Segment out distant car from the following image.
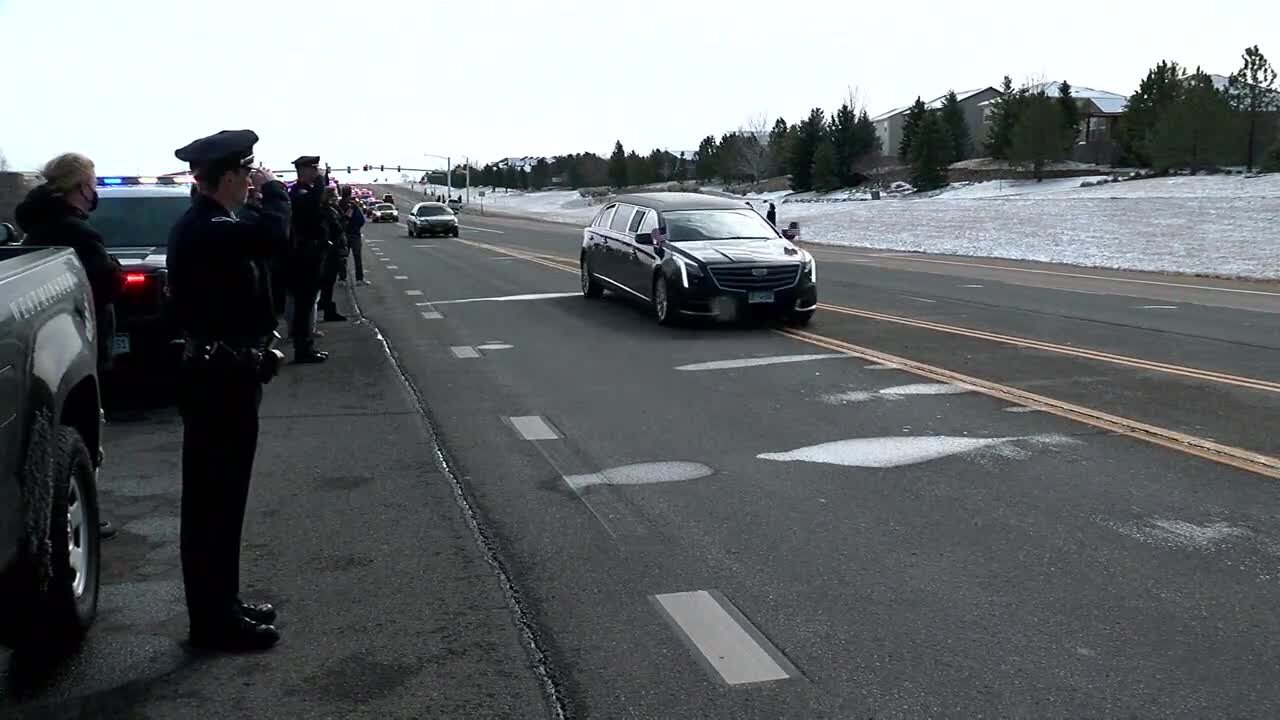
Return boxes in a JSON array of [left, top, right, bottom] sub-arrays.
[[406, 202, 459, 238], [446, 198, 464, 214], [88, 176, 194, 364], [579, 193, 817, 326], [371, 203, 399, 223]]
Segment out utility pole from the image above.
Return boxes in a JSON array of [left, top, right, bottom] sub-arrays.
[[464, 156, 471, 205]]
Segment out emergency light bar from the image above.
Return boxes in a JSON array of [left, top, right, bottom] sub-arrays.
[[96, 176, 194, 187]]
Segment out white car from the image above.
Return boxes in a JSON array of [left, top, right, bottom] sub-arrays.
[[372, 203, 399, 223]]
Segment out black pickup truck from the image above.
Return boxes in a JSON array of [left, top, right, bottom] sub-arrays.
[[0, 223, 103, 654]]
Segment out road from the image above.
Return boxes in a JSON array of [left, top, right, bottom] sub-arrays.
[[360, 187, 1280, 718], [5, 188, 1279, 718]]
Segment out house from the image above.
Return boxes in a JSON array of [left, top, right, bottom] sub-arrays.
[[872, 87, 1004, 161], [978, 81, 1129, 164], [493, 156, 545, 172]]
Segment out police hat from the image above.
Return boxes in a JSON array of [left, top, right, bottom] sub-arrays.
[[174, 129, 258, 175], [293, 155, 320, 168]]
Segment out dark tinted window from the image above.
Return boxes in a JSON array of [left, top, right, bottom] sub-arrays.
[[416, 206, 451, 217], [627, 209, 647, 233], [609, 204, 635, 232], [662, 209, 779, 242], [91, 195, 191, 248], [593, 205, 616, 228]]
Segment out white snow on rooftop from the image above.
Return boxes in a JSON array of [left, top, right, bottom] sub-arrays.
[[871, 88, 993, 122]]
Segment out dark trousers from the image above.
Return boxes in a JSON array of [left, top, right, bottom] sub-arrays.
[[179, 363, 263, 627], [290, 252, 324, 352], [349, 235, 364, 281], [318, 249, 341, 314]]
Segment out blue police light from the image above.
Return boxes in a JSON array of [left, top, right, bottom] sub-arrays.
[[101, 177, 124, 185]]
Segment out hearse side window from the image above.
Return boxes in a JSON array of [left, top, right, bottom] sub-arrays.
[[609, 204, 635, 233]]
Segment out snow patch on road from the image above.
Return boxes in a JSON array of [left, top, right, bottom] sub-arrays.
[[563, 461, 715, 491], [1108, 517, 1253, 551], [757, 434, 1075, 468]]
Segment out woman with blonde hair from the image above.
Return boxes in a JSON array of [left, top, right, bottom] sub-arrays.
[[15, 152, 124, 539]]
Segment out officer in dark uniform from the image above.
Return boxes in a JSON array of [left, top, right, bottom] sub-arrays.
[[287, 155, 330, 364], [168, 129, 288, 651]]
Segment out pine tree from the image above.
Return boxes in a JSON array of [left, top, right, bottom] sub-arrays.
[[787, 109, 826, 191], [767, 117, 790, 177], [1010, 92, 1071, 180], [811, 139, 839, 191], [648, 149, 669, 182], [1057, 81, 1082, 154], [1118, 60, 1185, 167], [718, 133, 742, 184], [1263, 135, 1280, 172], [898, 97, 927, 162], [532, 158, 550, 188], [829, 100, 859, 185], [608, 141, 628, 187], [1151, 69, 1234, 172], [1227, 45, 1279, 171], [852, 110, 883, 165], [984, 75, 1022, 160], [695, 135, 719, 182], [909, 112, 948, 191], [938, 90, 971, 164]]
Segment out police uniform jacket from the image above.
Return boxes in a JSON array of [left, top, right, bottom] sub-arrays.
[[167, 181, 290, 345]]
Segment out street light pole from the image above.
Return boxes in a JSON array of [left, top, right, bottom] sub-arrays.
[[464, 156, 471, 205], [445, 155, 452, 202]]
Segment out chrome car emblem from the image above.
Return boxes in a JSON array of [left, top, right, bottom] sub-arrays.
[[751, 268, 768, 277]]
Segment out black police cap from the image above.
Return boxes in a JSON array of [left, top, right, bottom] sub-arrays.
[[174, 129, 258, 174], [293, 155, 321, 168]]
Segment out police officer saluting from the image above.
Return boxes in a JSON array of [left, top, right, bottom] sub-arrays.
[[287, 155, 331, 364], [168, 130, 288, 651]]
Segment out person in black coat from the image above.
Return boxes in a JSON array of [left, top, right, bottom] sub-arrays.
[[16, 153, 125, 540], [766, 201, 778, 227], [15, 153, 124, 370], [167, 129, 289, 652], [286, 156, 330, 363]]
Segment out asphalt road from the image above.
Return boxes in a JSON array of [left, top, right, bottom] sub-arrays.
[[1, 295, 545, 718], [7, 189, 1280, 718], [356, 187, 1280, 718]]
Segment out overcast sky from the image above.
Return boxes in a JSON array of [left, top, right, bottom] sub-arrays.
[[0, 0, 1274, 175]]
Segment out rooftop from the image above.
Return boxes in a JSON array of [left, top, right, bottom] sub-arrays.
[[871, 87, 997, 122], [614, 192, 753, 211]]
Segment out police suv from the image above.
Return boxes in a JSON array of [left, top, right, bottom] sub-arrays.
[[90, 175, 192, 364]]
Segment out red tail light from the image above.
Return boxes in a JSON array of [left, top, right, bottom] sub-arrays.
[[124, 272, 148, 285]]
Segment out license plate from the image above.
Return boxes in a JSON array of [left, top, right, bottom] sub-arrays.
[[112, 334, 131, 355], [747, 291, 775, 304]]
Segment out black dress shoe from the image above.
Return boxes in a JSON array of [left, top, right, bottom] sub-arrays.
[[293, 350, 328, 364], [190, 616, 280, 652], [239, 601, 277, 625]]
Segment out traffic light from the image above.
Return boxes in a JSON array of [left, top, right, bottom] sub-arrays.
[[347, 166, 352, 173], [396, 166, 401, 173], [363, 165, 369, 171], [379, 165, 384, 172]]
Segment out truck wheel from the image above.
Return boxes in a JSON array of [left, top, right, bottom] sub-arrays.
[[0, 427, 101, 653]]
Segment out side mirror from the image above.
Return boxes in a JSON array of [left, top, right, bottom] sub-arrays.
[[634, 231, 654, 246], [0, 222, 16, 246]]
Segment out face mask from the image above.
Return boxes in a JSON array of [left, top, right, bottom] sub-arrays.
[[84, 186, 99, 213]]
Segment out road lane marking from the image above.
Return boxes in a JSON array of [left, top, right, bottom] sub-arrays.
[[475, 343, 513, 350], [816, 303, 1280, 394], [412, 244, 437, 248], [804, 247, 1280, 297], [777, 328, 1280, 480], [1137, 305, 1178, 309], [906, 296, 937, 303], [653, 590, 797, 686], [405, 290, 423, 296], [385, 265, 399, 268], [450, 346, 480, 358], [508, 416, 560, 441], [675, 354, 845, 371], [460, 225, 505, 234], [960, 284, 985, 288], [449, 236, 1280, 394], [393, 275, 409, 280], [421, 311, 443, 320], [428, 292, 579, 305]]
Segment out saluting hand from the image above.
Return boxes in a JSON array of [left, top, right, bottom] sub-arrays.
[[250, 167, 276, 188]]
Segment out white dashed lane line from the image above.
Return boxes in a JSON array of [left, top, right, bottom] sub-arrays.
[[426, 292, 580, 305], [393, 276, 409, 280], [412, 244, 437, 248], [507, 415, 561, 441], [653, 590, 798, 686], [1136, 305, 1179, 309], [450, 346, 480, 359], [421, 311, 443, 320], [385, 265, 399, 269], [459, 225, 505, 234], [405, 290, 423, 296]]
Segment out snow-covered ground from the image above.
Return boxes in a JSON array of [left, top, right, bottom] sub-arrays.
[[406, 175, 1280, 279]]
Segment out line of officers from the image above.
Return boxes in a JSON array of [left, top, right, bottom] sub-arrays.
[[166, 130, 373, 651]]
